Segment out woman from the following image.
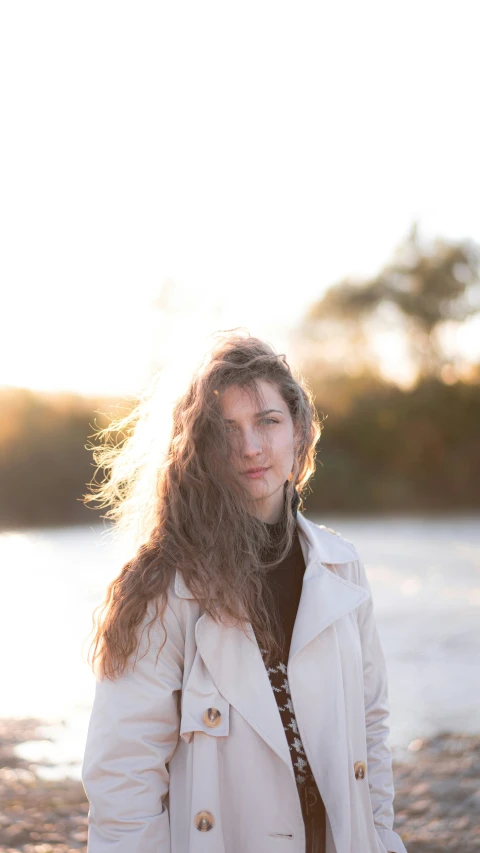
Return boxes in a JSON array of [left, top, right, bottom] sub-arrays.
[[82, 332, 408, 853]]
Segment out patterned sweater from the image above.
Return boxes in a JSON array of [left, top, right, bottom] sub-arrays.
[[254, 491, 319, 796]]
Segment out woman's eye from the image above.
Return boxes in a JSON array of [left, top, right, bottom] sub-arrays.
[[224, 419, 278, 433]]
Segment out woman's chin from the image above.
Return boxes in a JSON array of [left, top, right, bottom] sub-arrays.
[[244, 477, 270, 494]]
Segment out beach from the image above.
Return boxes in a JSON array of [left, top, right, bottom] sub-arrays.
[[1, 717, 479, 852], [1, 517, 479, 850]]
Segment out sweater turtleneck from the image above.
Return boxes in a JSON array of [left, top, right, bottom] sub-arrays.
[[260, 486, 302, 562], [254, 486, 320, 800], [259, 485, 305, 656]]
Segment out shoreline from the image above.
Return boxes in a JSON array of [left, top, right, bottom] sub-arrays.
[[1, 718, 479, 852]]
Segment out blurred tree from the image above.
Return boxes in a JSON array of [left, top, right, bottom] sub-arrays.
[[0, 388, 123, 528], [301, 224, 480, 383], [1, 372, 479, 527]]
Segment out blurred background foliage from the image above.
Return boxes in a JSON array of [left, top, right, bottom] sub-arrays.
[[1, 227, 479, 529]]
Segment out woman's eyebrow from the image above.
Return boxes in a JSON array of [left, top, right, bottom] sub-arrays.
[[224, 408, 283, 423]]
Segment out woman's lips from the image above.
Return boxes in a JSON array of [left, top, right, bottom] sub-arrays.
[[243, 467, 270, 479]]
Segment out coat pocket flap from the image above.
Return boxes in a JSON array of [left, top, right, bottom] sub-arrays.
[[179, 647, 230, 743], [180, 691, 230, 742]]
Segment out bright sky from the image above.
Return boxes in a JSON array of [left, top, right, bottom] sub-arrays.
[[1, 0, 480, 396]]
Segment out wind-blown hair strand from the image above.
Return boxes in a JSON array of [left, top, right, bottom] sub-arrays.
[[83, 331, 323, 677]]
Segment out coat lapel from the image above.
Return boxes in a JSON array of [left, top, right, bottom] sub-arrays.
[[289, 512, 370, 661], [174, 512, 370, 774]]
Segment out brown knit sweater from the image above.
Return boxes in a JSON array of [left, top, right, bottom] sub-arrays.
[[254, 489, 320, 802]]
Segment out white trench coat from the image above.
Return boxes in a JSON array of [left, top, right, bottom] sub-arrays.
[[82, 512, 408, 853]]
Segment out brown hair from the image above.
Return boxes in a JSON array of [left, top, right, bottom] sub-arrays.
[[84, 331, 322, 677]]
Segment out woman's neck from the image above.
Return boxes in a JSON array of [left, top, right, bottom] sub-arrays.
[[264, 486, 300, 529]]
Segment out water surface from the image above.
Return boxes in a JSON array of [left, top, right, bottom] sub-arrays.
[[1, 515, 479, 778]]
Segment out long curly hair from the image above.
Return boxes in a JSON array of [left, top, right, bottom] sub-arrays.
[[84, 331, 322, 678]]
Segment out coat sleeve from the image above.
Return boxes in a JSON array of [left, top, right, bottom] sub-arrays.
[[355, 557, 408, 853], [81, 598, 184, 853]]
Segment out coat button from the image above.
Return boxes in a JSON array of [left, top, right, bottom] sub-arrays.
[[194, 810, 215, 831], [203, 707, 222, 728], [354, 761, 366, 780]]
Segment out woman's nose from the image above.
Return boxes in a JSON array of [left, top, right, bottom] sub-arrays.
[[240, 428, 263, 457]]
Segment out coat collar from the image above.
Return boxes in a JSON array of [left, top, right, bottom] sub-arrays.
[[174, 511, 360, 600], [175, 512, 370, 773]]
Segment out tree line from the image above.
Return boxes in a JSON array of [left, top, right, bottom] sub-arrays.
[[1, 227, 479, 528]]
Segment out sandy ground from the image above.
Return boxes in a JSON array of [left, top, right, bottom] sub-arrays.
[[0, 719, 87, 853], [1, 718, 479, 852]]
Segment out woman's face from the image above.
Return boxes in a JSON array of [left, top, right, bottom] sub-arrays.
[[219, 379, 298, 523]]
